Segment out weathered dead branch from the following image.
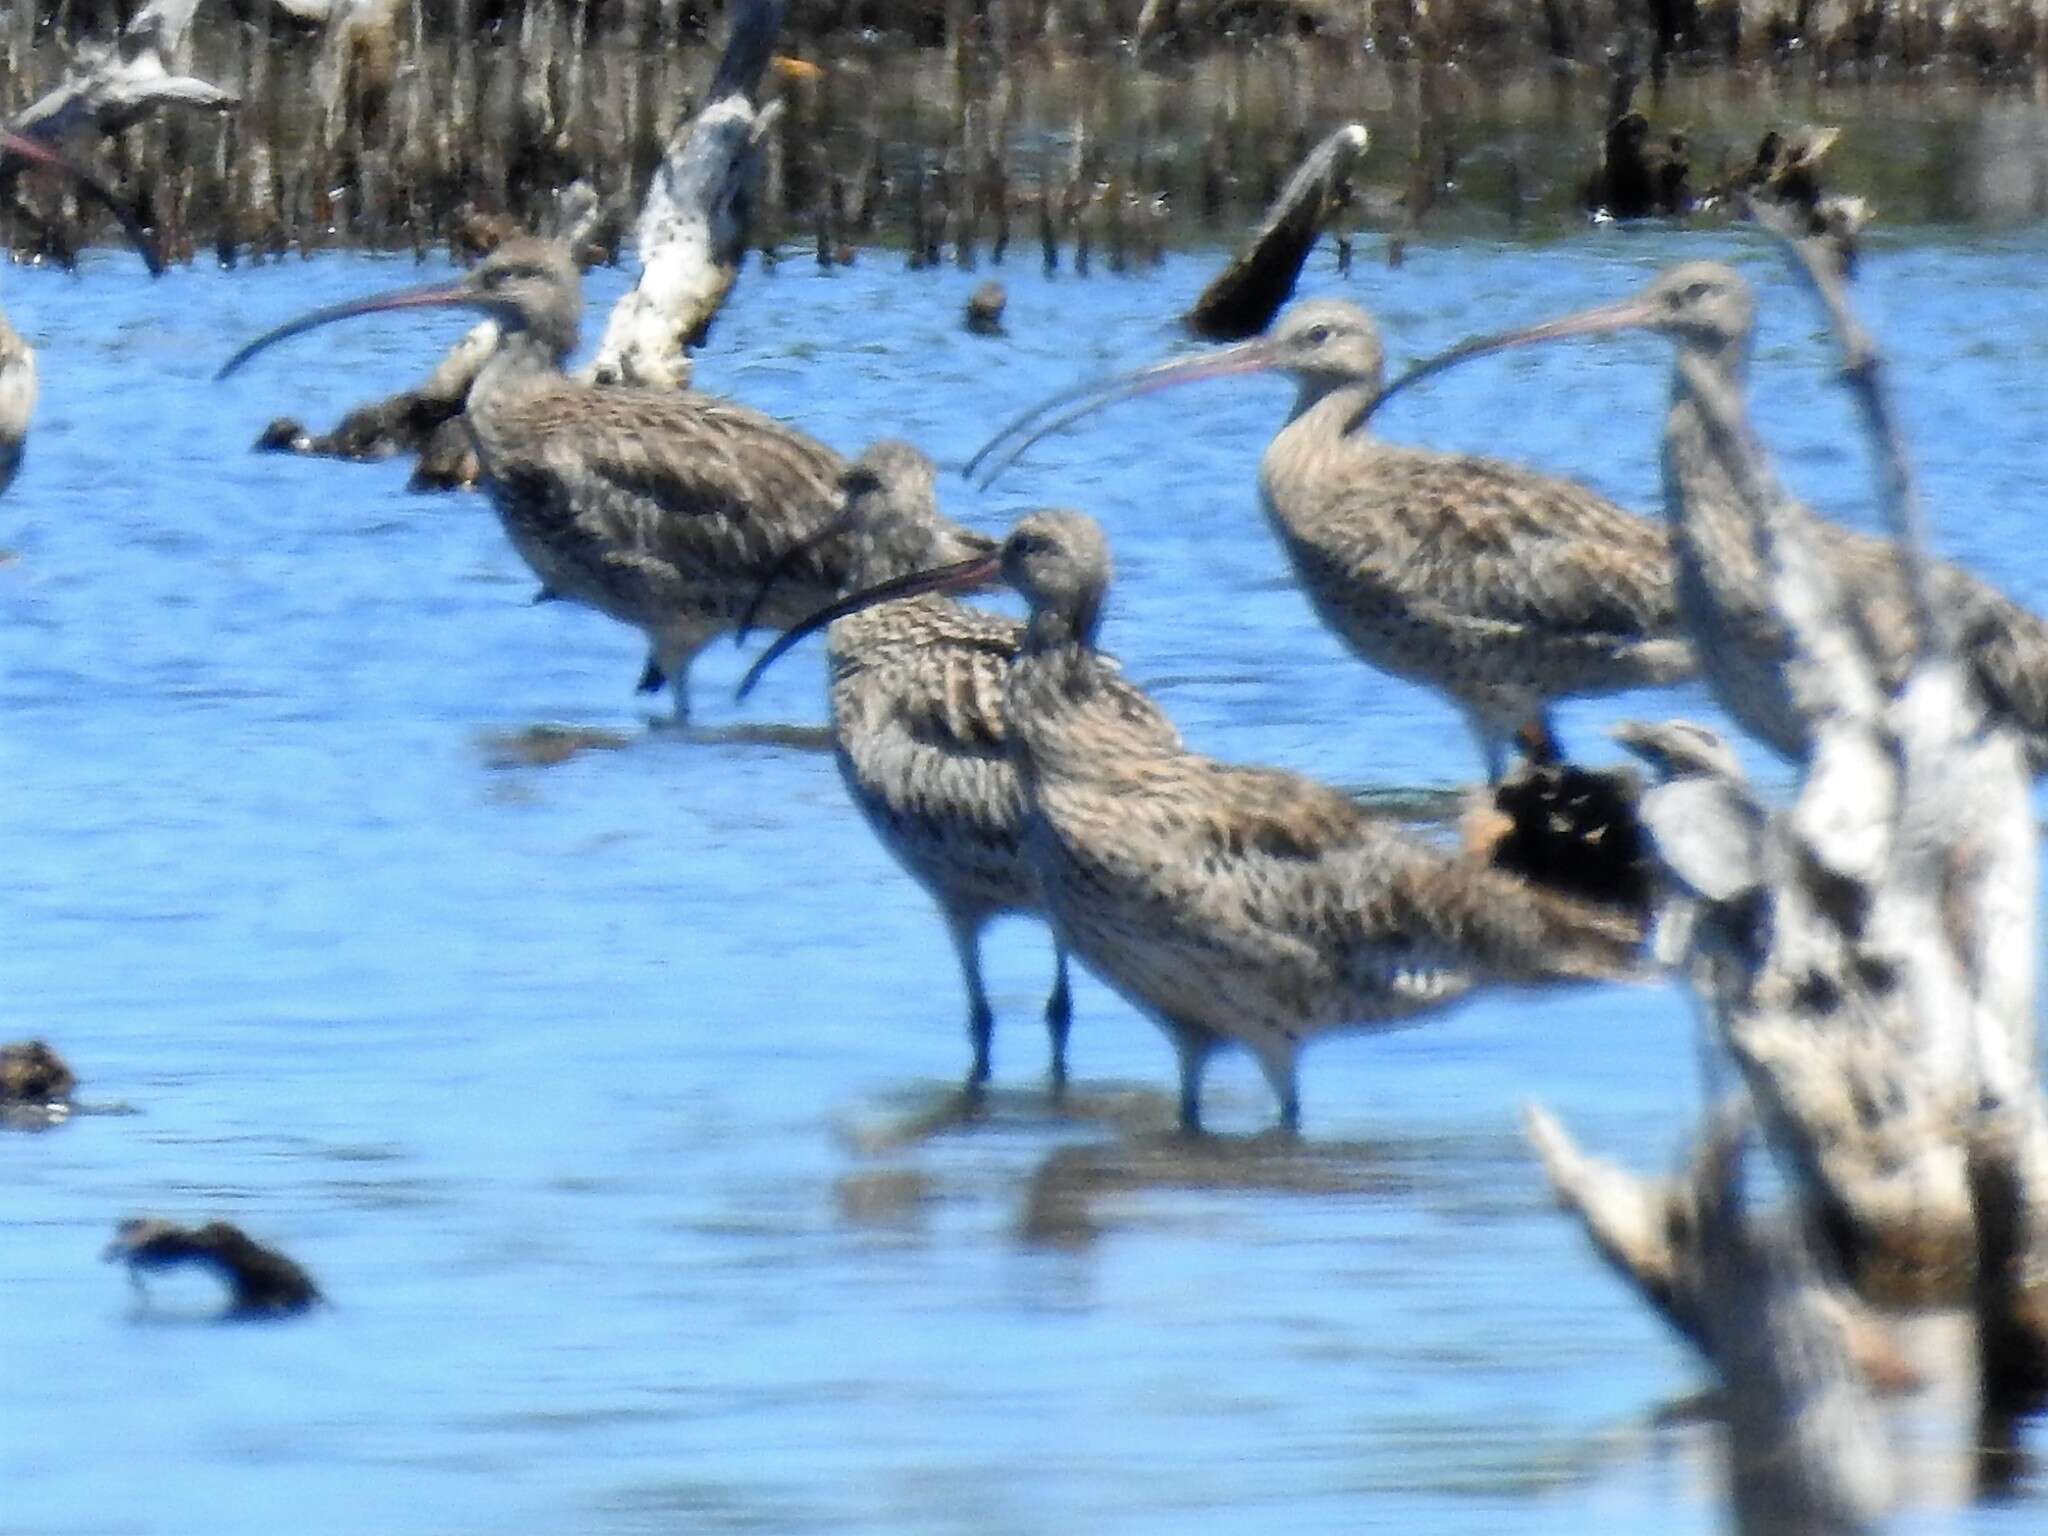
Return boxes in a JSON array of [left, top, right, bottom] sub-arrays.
[[1184, 122, 1365, 342], [256, 0, 785, 470], [588, 0, 787, 387], [1531, 222, 2048, 1530]]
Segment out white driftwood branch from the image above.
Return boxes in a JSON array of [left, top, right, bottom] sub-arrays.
[[588, 0, 788, 388]]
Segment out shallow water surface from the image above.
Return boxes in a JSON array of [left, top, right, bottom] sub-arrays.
[[6, 230, 2048, 1533]]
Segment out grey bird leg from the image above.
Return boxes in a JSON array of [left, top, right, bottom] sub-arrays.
[[945, 910, 996, 1089], [1251, 1039, 1304, 1135], [636, 654, 667, 693], [1167, 1020, 1219, 1134], [1044, 942, 1074, 1096]]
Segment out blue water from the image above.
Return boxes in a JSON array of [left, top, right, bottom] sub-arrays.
[[6, 228, 2047, 1533]]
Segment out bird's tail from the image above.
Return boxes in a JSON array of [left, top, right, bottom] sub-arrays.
[[1395, 858, 1647, 985]]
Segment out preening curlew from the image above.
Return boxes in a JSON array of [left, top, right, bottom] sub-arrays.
[[781, 508, 1644, 1133]]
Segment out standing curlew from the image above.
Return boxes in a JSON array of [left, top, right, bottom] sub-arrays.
[[968, 301, 1695, 780], [737, 441, 1075, 1091], [770, 509, 1644, 1133], [1369, 262, 2048, 768], [216, 239, 850, 721]]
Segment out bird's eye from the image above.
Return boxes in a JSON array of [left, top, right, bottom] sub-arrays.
[[1685, 282, 1712, 302], [1303, 324, 1332, 346]]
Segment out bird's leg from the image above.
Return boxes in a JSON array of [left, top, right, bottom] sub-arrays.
[[1466, 710, 1511, 785], [1251, 1039, 1304, 1137], [944, 910, 996, 1091], [649, 629, 707, 724], [1044, 941, 1074, 1097], [1166, 1020, 1218, 1134]]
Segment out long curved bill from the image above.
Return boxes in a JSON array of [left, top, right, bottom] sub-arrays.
[[1350, 295, 1661, 434], [734, 507, 860, 646], [0, 129, 162, 275], [963, 335, 1292, 488], [734, 549, 1003, 702], [216, 277, 475, 379]]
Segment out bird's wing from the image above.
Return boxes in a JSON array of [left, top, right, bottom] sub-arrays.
[[1307, 450, 1680, 645], [484, 381, 850, 599], [876, 610, 1021, 758], [843, 623, 1026, 856]]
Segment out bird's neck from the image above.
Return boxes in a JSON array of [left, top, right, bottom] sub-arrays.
[[1006, 629, 1180, 784], [1288, 373, 1378, 430], [1022, 606, 1095, 659], [470, 325, 567, 413]]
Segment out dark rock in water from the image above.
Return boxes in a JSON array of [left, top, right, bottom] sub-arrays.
[[964, 280, 1006, 336], [0, 1039, 74, 1105], [104, 1218, 322, 1319], [255, 417, 312, 453], [1467, 723, 1651, 917], [409, 416, 481, 492], [254, 389, 463, 464]]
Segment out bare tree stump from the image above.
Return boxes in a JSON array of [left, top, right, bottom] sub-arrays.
[[1184, 122, 1365, 342]]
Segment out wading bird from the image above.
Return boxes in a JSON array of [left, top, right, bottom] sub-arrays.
[[1368, 262, 2048, 768], [772, 509, 1643, 1133], [967, 300, 1694, 780], [217, 239, 849, 720], [737, 442, 1075, 1091]]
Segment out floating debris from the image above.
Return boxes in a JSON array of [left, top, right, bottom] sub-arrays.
[[480, 723, 635, 769], [104, 1217, 323, 1318], [0, 1038, 75, 1128], [963, 279, 1005, 336]]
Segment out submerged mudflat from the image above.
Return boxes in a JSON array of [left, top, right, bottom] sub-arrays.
[[6, 231, 2048, 1530]]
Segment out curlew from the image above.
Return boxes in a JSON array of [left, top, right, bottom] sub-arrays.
[[773, 509, 1644, 1133], [1371, 262, 2048, 769], [216, 239, 850, 721], [737, 441, 1075, 1091], [968, 301, 1694, 780]]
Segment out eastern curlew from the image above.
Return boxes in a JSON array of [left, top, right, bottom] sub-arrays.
[[737, 441, 1075, 1091], [774, 509, 1644, 1133], [968, 300, 1694, 780], [216, 239, 850, 721], [1372, 262, 2048, 769]]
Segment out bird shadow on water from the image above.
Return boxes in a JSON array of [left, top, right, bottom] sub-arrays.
[[832, 1081, 1413, 1248], [476, 719, 834, 769]]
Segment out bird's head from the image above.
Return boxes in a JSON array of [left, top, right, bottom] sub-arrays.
[[1355, 261, 1756, 430], [217, 236, 583, 380]]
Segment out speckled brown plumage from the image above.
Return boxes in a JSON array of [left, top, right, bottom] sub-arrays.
[[993, 511, 1644, 1132], [1399, 263, 2048, 770], [222, 239, 852, 719], [808, 442, 1073, 1087], [973, 299, 1694, 778]]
